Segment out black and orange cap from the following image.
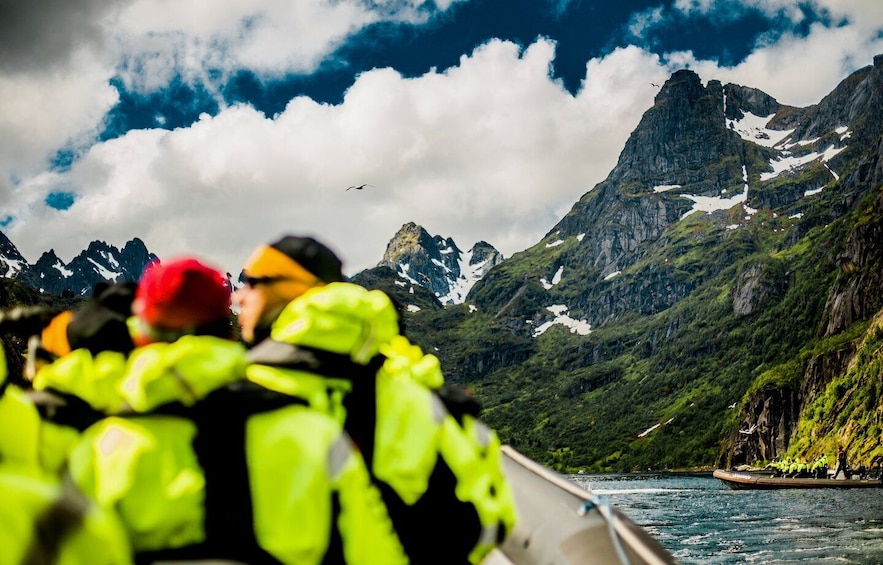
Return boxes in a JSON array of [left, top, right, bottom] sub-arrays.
[[245, 235, 345, 284]]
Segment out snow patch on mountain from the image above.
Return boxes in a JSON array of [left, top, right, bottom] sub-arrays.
[[532, 304, 591, 337], [727, 112, 794, 148], [438, 247, 488, 305], [760, 144, 846, 181], [87, 258, 121, 281], [2, 258, 25, 276], [681, 186, 748, 219], [53, 262, 73, 277], [540, 266, 564, 290], [653, 184, 682, 193]]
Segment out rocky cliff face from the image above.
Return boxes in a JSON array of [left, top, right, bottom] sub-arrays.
[[724, 84, 783, 121], [471, 67, 781, 332], [730, 186, 883, 464], [730, 386, 802, 465], [0, 232, 27, 278], [819, 193, 883, 337], [730, 344, 858, 466], [610, 70, 744, 191], [378, 222, 503, 305], [732, 262, 789, 317]]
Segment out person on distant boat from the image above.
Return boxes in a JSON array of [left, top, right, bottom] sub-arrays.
[[771, 457, 789, 477], [810, 454, 830, 478], [856, 463, 868, 479], [834, 448, 850, 479]]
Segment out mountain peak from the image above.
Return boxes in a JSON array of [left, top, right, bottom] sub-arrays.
[[657, 69, 703, 100], [723, 84, 781, 121], [10, 238, 156, 296], [35, 249, 62, 264], [610, 68, 739, 189], [0, 231, 27, 277], [377, 223, 502, 305]]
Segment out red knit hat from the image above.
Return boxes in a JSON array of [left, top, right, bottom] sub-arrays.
[[135, 257, 231, 330]]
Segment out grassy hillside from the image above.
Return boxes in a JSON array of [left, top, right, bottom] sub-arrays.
[[407, 184, 877, 472]]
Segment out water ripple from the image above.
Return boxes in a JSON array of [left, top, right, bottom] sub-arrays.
[[569, 473, 883, 564]]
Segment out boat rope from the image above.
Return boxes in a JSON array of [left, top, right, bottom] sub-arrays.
[[579, 494, 632, 565]]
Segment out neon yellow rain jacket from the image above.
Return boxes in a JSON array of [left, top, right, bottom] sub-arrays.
[[0, 348, 133, 565], [246, 282, 517, 564], [66, 335, 407, 564]]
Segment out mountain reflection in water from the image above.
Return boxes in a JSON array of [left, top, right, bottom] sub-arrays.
[[570, 473, 883, 564]]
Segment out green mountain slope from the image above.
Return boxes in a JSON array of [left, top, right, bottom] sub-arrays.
[[403, 55, 883, 472]]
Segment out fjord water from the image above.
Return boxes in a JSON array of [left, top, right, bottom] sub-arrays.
[[570, 473, 883, 564]]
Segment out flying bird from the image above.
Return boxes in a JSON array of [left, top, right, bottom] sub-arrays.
[[346, 184, 373, 191], [650, 82, 660, 88]]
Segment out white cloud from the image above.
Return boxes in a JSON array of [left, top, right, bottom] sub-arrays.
[[111, 0, 470, 91], [679, 22, 883, 106], [0, 0, 123, 74], [673, 0, 809, 23], [625, 1, 883, 107], [676, 0, 883, 29], [0, 54, 118, 206], [640, 1, 883, 106], [6, 40, 663, 276], [0, 0, 465, 215], [113, 0, 377, 90], [629, 6, 666, 39]]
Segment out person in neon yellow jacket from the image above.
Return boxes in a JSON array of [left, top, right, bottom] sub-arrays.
[[43, 257, 409, 564], [236, 235, 517, 564], [0, 341, 134, 565]]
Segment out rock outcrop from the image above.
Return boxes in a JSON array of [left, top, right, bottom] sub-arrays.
[[377, 222, 503, 305]]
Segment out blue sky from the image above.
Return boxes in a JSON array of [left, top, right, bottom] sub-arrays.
[[1, 0, 881, 276]]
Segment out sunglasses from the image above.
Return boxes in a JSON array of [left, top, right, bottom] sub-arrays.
[[243, 275, 291, 288]]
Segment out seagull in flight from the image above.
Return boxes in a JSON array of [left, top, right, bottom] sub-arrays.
[[650, 82, 660, 88], [346, 184, 373, 191]]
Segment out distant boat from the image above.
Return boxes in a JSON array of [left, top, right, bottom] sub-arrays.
[[713, 469, 883, 490]]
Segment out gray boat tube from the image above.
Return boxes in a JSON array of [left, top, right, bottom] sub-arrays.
[[483, 446, 676, 565]]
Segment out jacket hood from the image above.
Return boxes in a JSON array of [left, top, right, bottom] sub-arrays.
[[270, 282, 399, 364]]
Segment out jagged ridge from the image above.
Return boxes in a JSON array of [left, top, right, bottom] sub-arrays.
[[1, 236, 157, 296]]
